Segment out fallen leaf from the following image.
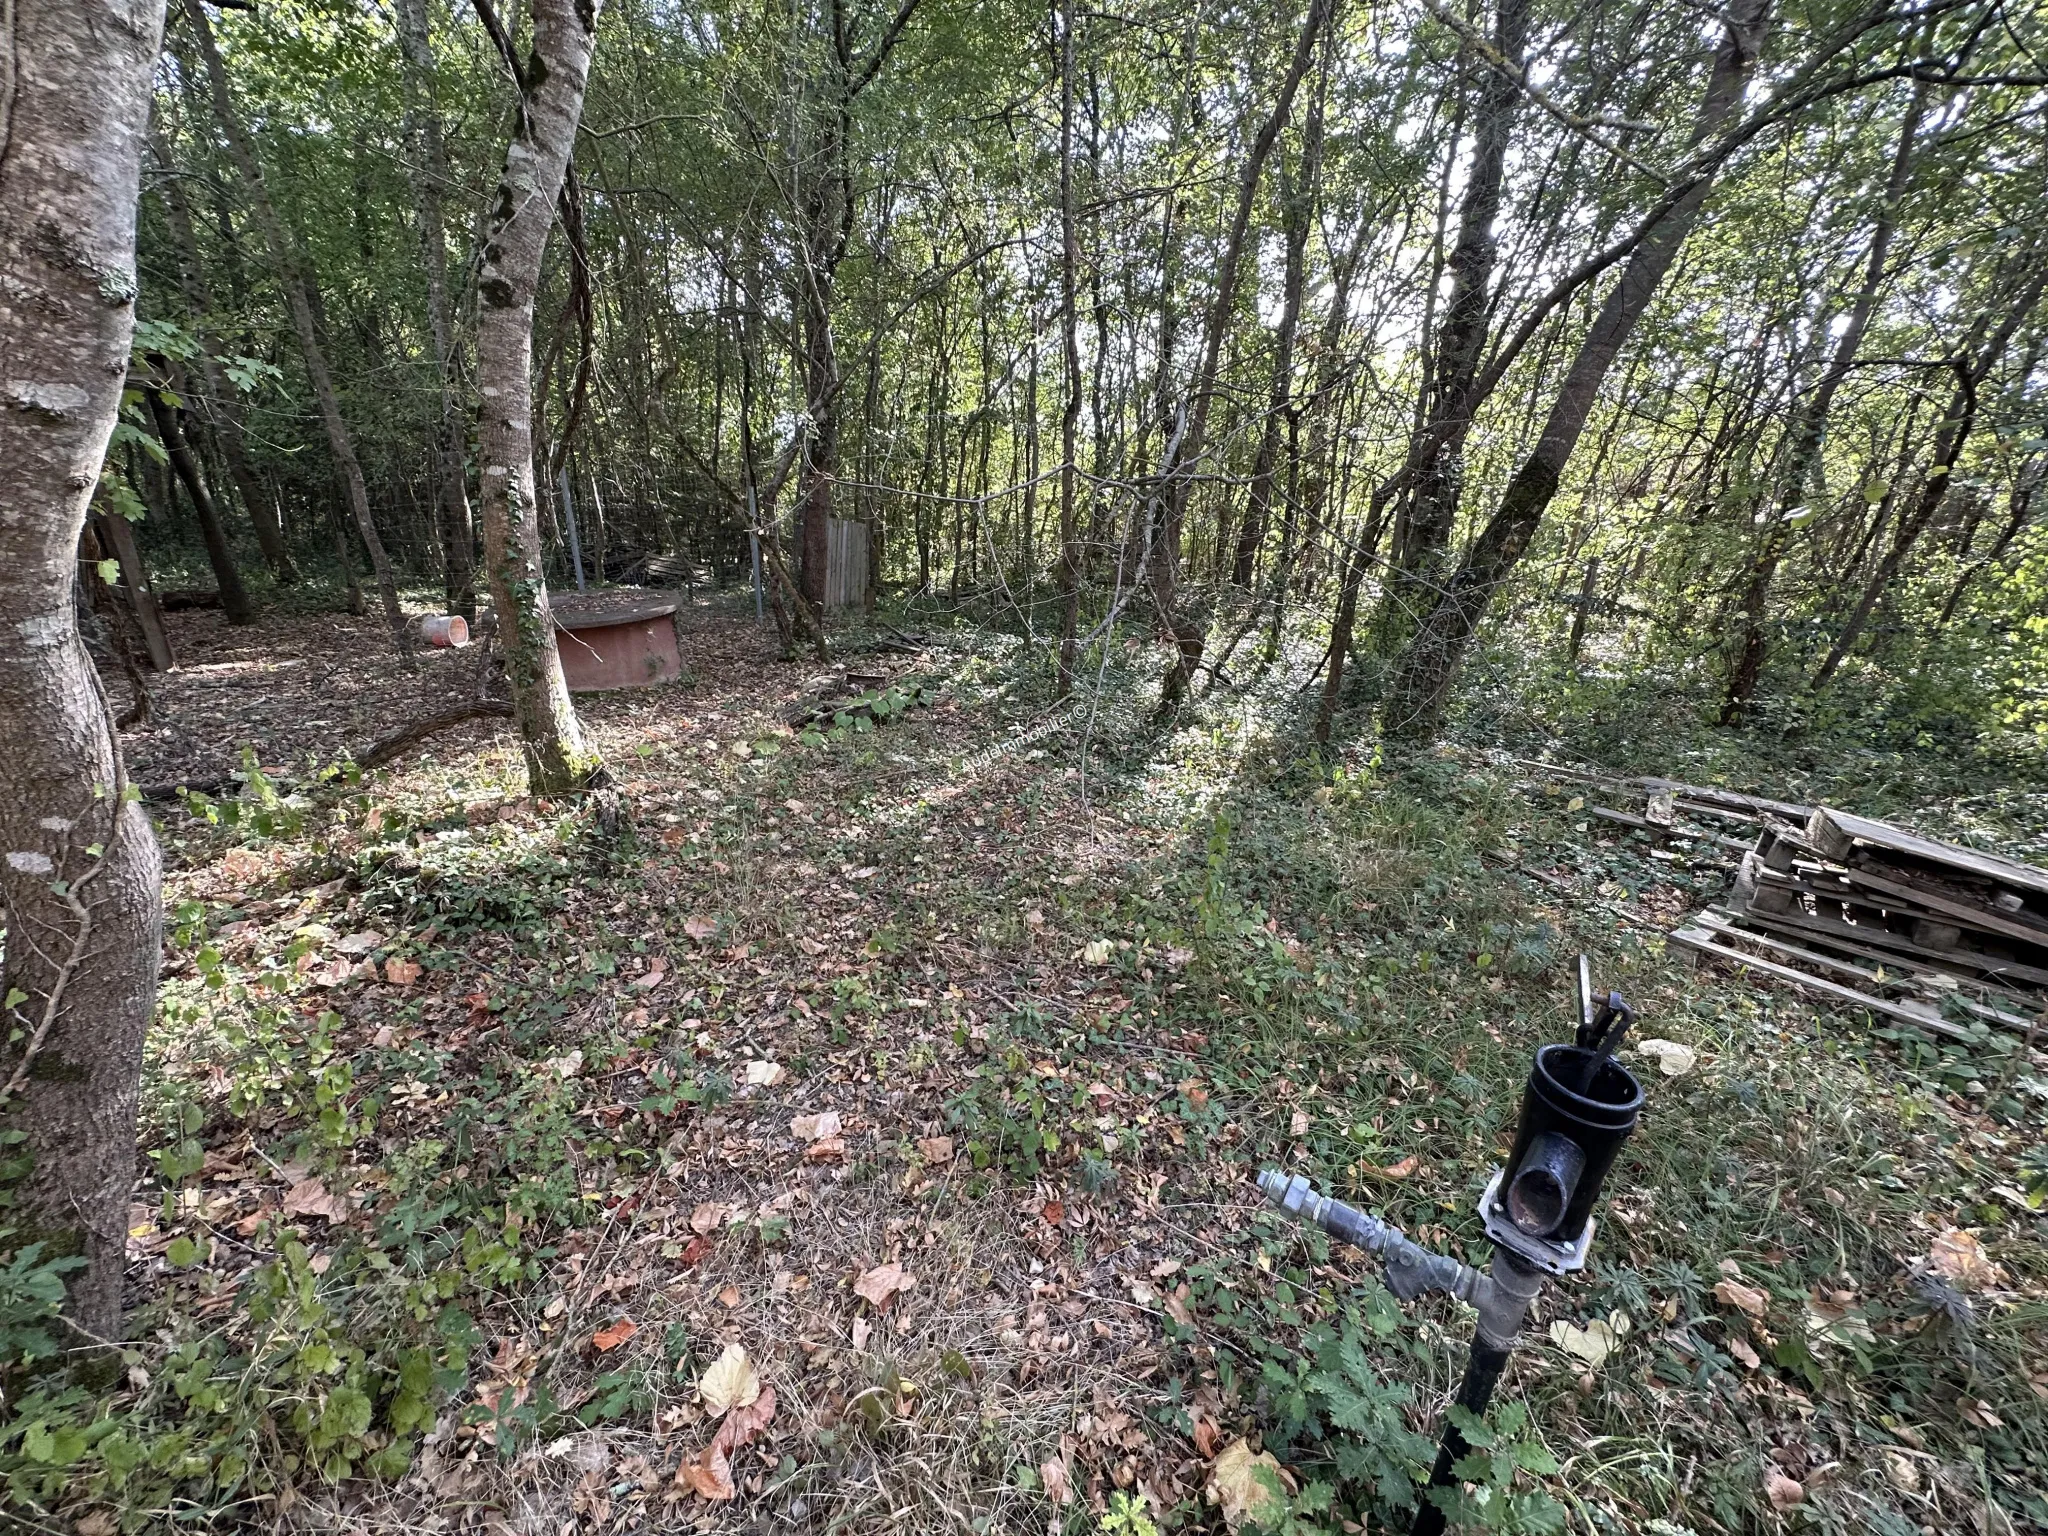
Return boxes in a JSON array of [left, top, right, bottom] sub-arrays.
[[1042, 1199, 1065, 1227], [803, 1135, 846, 1162], [1083, 939, 1113, 965], [1763, 1469, 1804, 1510], [1041, 1454, 1072, 1505], [1714, 1279, 1769, 1317], [1884, 1450, 1920, 1493], [1192, 1415, 1221, 1458], [1635, 1038, 1697, 1076], [697, 1343, 760, 1416], [332, 930, 385, 955], [629, 960, 668, 992], [679, 1445, 734, 1502], [542, 1049, 583, 1079], [684, 915, 717, 941], [1926, 1228, 2006, 1292], [1728, 1335, 1761, 1370], [853, 1261, 916, 1308], [690, 1202, 729, 1235], [744, 1059, 786, 1087], [592, 1318, 637, 1352], [1958, 1396, 2004, 1430], [1549, 1316, 1623, 1369], [713, 1383, 776, 1453], [916, 1135, 954, 1162], [1366, 1155, 1419, 1180], [1206, 1439, 1288, 1530], [680, 1234, 714, 1266], [790, 1110, 842, 1141], [717, 1283, 742, 1309], [384, 956, 422, 986], [1290, 1109, 1309, 1136], [281, 1177, 349, 1222], [851, 1315, 872, 1351]]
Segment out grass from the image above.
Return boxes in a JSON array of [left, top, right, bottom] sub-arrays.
[[2, 595, 2043, 1535]]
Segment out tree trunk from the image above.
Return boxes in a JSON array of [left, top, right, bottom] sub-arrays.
[[1054, 0, 1083, 694], [395, 0, 478, 622], [472, 0, 607, 793], [1720, 86, 1925, 720], [1381, 0, 1771, 745], [1152, 0, 1329, 713], [0, 0, 169, 1345], [1375, 0, 1528, 648], [181, 0, 414, 664], [149, 132, 298, 583], [143, 370, 255, 624], [1811, 262, 2048, 689]]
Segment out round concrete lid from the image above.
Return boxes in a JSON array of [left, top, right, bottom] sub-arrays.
[[549, 588, 679, 628]]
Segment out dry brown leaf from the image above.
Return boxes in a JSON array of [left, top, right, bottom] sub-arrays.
[[690, 1202, 728, 1235], [679, 1234, 714, 1267], [281, 1177, 349, 1222], [916, 1135, 955, 1162], [711, 1384, 776, 1456], [1763, 1469, 1805, 1510], [1927, 1228, 2006, 1292], [1958, 1396, 2005, 1430], [698, 1343, 760, 1416], [1206, 1439, 1288, 1530], [1041, 1454, 1072, 1504], [743, 1059, 786, 1087], [591, 1317, 637, 1352], [1042, 1199, 1065, 1227], [850, 1315, 873, 1351], [384, 956, 421, 986], [683, 915, 717, 941], [1728, 1335, 1761, 1370], [1714, 1279, 1769, 1317], [803, 1135, 847, 1162], [1191, 1415, 1221, 1458], [790, 1111, 843, 1141], [717, 1283, 742, 1309], [1368, 1156, 1419, 1180], [1290, 1109, 1309, 1136], [628, 960, 667, 992], [679, 1444, 734, 1502], [853, 1261, 915, 1309]]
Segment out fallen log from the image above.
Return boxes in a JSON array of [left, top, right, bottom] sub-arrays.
[[359, 700, 514, 769]]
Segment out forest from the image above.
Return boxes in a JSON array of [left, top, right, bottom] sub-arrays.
[[1, 0, 2045, 1528]]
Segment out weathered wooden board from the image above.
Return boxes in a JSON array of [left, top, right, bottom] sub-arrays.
[[1726, 904, 2048, 991], [1808, 807, 2048, 899], [1669, 924, 1974, 1041]]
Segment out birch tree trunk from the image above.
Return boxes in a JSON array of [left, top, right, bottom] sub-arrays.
[[1381, 0, 1771, 744], [181, 0, 415, 665], [474, 0, 607, 793], [395, 0, 478, 622], [0, 0, 168, 1344]]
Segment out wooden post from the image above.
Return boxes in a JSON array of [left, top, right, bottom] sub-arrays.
[[1566, 556, 1600, 664]]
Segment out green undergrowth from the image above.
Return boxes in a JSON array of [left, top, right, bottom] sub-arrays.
[[3, 624, 2044, 1534]]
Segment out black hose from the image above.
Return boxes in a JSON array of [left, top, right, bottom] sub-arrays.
[[1409, 1339, 1513, 1536]]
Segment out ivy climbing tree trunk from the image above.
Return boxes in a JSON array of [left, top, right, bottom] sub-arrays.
[[181, 0, 414, 665], [0, 0, 168, 1344], [472, 0, 607, 793], [1381, 0, 1771, 744]]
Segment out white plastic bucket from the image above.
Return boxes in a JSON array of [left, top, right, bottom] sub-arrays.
[[421, 614, 470, 648]]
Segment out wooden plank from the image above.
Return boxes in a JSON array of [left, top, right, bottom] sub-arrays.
[[1725, 904, 2048, 990], [1589, 805, 1664, 835], [1839, 866, 2048, 950], [1808, 807, 2048, 899], [1667, 925, 1975, 1042], [1693, 909, 1898, 987]]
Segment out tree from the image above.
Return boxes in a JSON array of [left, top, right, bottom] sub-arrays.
[[0, 0, 169, 1343], [1380, 0, 1771, 744], [471, 0, 607, 793], [181, 0, 415, 664], [396, 0, 480, 622]]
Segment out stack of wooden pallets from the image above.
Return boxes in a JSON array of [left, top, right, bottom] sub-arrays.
[[1670, 807, 2048, 1045]]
